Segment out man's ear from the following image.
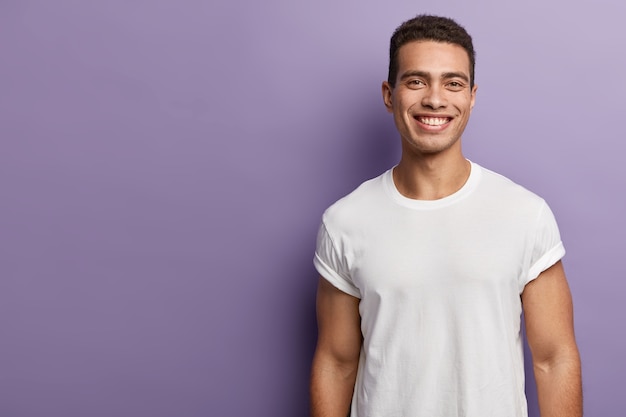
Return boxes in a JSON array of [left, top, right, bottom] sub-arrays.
[[382, 81, 393, 113], [470, 84, 478, 110]]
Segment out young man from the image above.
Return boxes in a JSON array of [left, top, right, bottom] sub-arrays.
[[310, 15, 582, 417]]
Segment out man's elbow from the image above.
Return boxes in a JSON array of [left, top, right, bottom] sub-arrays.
[[532, 344, 581, 375]]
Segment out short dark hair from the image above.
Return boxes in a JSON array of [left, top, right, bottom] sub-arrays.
[[387, 15, 475, 88]]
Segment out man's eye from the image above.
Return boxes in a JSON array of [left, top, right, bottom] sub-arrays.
[[408, 80, 424, 87]]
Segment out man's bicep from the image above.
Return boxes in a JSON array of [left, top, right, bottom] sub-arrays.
[[315, 276, 362, 364], [522, 261, 578, 364]]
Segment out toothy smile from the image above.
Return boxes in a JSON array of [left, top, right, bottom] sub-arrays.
[[417, 117, 451, 126]]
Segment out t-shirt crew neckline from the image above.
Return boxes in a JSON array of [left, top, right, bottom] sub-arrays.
[[383, 160, 482, 210]]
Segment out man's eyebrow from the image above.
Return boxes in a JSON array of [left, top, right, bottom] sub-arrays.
[[441, 72, 470, 82], [399, 70, 469, 83], [400, 70, 430, 81]]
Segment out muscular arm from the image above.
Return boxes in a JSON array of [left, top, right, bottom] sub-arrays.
[[310, 277, 362, 417], [522, 261, 582, 417]]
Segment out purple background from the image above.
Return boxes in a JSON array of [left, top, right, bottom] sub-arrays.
[[1, 1, 623, 416]]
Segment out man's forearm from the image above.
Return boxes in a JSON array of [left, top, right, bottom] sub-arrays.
[[534, 354, 582, 417], [310, 355, 357, 417]]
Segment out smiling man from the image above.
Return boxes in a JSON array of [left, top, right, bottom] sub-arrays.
[[310, 15, 582, 417]]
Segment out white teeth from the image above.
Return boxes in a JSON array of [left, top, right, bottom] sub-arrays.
[[419, 117, 449, 126]]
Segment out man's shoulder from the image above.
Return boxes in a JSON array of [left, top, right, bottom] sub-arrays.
[[477, 164, 546, 205], [321, 169, 390, 226]]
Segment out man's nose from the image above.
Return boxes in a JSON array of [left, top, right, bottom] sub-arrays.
[[421, 86, 447, 109]]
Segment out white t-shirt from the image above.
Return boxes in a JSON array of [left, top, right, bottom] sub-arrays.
[[314, 162, 565, 417]]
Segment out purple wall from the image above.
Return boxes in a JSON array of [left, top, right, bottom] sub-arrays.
[[1, 1, 623, 416]]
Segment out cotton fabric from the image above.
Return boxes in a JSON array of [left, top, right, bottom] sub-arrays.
[[314, 162, 565, 417]]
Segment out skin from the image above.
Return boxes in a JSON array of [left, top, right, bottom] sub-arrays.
[[310, 40, 582, 417], [523, 261, 582, 417], [382, 41, 477, 200], [310, 278, 361, 417]]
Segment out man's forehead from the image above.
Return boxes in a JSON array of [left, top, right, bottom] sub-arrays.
[[397, 40, 471, 73]]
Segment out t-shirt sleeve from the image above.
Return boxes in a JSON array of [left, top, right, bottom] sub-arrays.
[[313, 221, 361, 298], [522, 200, 566, 288]]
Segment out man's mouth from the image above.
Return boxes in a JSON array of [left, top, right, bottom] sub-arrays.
[[416, 116, 451, 126]]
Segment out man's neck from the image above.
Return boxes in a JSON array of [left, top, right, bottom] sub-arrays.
[[392, 152, 471, 201]]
